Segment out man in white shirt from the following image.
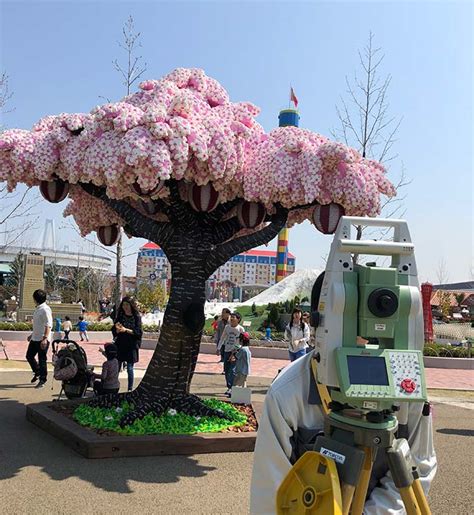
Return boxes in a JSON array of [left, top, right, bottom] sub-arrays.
[[26, 289, 53, 388], [250, 351, 437, 514]]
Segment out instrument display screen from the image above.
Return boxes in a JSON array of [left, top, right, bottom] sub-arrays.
[[347, 356, 389, 385]]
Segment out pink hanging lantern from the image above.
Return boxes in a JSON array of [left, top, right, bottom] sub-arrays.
[[188, 182, 220, 212], [39, 179, 69, 203], [312, 203, 345, 234], [237, 202, 266, 228], [132, 180, 164, 197], [97, 224, 120, 246]]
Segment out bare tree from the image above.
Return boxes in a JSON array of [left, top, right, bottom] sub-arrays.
[[0, 71, 13, 117], [435, 258, 452, 317], [436, 258, 449, 285], [109, 16, 148, 308], [0, 72, 40, 251], [332, 33, 410, 256]]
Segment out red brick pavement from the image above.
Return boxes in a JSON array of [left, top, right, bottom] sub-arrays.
[[1, 339, 472, 390]]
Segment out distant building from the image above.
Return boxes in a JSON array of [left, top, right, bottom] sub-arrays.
[[136, 242, 295, 301], [0, 219, 111, 280], [136, 242, 172, 289], [104, 275, 137, 297]]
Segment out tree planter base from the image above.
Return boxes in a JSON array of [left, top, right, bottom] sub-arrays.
[[26, 399, 262, 459]]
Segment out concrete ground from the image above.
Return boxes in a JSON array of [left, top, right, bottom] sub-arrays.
[[0, 362, 473, 514]]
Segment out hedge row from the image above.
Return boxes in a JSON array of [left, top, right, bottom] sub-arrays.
[[0, 322, 160, 333], [0, 321, 471, 358], [423, 343, 472, 358]]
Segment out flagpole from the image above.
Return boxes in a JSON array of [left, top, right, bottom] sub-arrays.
[[288, 84, 291, 109]]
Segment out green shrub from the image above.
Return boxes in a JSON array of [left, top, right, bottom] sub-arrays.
[[423, 343, 472, 358], [86, 322, 113, 332], [0, 322, 33, 331]]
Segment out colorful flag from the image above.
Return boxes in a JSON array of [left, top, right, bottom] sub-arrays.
[[290, 87, 298, 108]]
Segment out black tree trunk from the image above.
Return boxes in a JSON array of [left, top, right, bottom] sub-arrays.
[[85, 182, 289, 425], [92, 247, 224, 425]]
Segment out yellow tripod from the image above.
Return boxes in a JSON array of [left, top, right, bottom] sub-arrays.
[[276, 360, 431, 515]]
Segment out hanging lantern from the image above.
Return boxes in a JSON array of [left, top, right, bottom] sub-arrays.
[[97, 224, 120, 246], [188, 182, 220, 212], [237, 202, 266, 228], [132, 180, 164, 197], [39, 179, 69, 203], [312, 203, 345, 234], [140, 199, 161, 216]]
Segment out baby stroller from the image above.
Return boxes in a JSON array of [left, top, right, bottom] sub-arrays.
[[52, 339, 94, 400]]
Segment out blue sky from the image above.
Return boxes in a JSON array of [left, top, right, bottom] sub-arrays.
[[1, 1, 472, 282]]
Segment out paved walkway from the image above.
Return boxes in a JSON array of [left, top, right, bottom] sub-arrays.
[[2, 339, 472, 390], [0, 368, 473, 515]]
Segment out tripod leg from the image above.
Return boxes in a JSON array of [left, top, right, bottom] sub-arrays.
[[351, 447, 374, 515], [412, 478, 431, 514], [341, 483, 355, 515], [399, 486, 422, 515], [386, 439, 430, 515]]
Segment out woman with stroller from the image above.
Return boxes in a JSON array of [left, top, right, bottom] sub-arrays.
[[112, 296, 142, 392], [93, 343, 120, 396]]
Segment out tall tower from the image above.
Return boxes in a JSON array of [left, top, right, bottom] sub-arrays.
[[37, 219, 56, 251], [275, 108, 300, 282]]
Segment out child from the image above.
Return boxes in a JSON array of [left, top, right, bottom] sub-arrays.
[[233, 332, 251, 388], [77, 316, 89, 342], [217, 312, 244, 394], [53, 317, 62, 342], [93, 343, 120, 396], [62, 316, 72, 340], [211, 315, 219, 332], [264, 326, 272, 342]]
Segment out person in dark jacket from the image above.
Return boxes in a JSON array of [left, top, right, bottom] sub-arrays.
[[112, 296, 142, 392]]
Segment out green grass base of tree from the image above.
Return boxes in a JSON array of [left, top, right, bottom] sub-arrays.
[[73, 398, 247, 435]]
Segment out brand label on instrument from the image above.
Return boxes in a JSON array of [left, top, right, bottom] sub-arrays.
[[363, 401, 379, 410], [375, 323, 386, 331], [320, 447, 346, 464]]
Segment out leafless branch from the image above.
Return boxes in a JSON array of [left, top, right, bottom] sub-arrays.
[[112, 15, 147, 95], [0, 71, 14, 117], [436, 258, 450, 285]]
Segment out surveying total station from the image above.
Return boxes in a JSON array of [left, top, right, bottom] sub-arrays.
[[277, 217, 431, 515]]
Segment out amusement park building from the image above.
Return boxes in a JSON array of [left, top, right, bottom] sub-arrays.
[[136, 242, 295, 297]]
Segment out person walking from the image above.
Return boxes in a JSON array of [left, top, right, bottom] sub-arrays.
[[62, 316, 72, 340], [284, 308, 310, 361], [77, 316, 89, 342], [112, 296, 143, 392], [217, 312, 244, 395], [26, 289, 53, 388]]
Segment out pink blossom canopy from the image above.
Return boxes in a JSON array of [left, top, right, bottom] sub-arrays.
[[0, 68, 395, 235]]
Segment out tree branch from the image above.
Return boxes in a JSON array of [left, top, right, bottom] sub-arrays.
[[165, 179, 197, 226], [79, 183, 172, 248], [204, 198, 241, 224], [206, 206, 288, 275], [212, 217, 241, 245]]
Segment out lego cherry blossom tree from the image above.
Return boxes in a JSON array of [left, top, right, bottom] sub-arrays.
[[0, 68, 395, 425]]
